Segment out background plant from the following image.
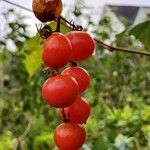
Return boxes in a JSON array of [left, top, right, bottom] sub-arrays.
[[0, 1, 150, 149]]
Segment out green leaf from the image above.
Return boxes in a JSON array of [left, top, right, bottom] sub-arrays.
[[115, 28, 129, 43], [85, 118, 99, 133], [129, 20, 150, 50], [49, 20, 71, 34], [23, 35, 42, 78], [0, 131, 17, 150], [141, 105, 150, 121], [24, 50, 42, 78], [22, 34, 42, 54], [33, 133, 54, 150], [93, 138, 115, 150]]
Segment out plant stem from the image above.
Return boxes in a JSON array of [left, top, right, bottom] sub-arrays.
[[60, 16, 74, 27], [94, 38, 150, 56], [69, 61, 78, 67], [56, 16, 61, 32], [62, 108, 68, 122], [51, 67, 60, 76]]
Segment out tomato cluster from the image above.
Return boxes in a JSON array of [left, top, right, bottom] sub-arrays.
[[32, 0, 95, 149], [41, 31, 95, 149]]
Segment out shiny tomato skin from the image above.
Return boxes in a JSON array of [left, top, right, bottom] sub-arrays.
[[42, 75, 79, 108], [62, 66, 90, 93], [60, 96, 91, 124], [66, 31, 95, 61], [42, 32, 72, 68], [54, 122, 86, 150]]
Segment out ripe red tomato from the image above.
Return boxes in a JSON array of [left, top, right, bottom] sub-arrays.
[[62, 66, 90, 93], [66, 31, 95, 61], [42, 32, 72, 68], [60, 96, 91, 124], [42, 75, 79, 108], [54, 122, 86, 150]]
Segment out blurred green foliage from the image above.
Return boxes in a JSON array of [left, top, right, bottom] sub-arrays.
[[0, 2, 150, 150]]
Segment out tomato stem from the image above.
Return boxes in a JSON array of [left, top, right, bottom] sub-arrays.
[[69, 61, 77, 67], [60, 16, 83, 31], [56, 16, 61, 32], [51, 67, 60, 76], [62, 108, 69, 122], [36, 23, 52, 39]]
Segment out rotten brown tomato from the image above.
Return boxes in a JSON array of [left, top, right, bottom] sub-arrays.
[[32, 0, 63, 22]]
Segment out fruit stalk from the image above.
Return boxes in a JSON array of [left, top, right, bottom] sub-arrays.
[[56, 16, 61, 32], [61, 108, 69, 122]]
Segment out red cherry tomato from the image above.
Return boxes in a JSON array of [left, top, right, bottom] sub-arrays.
[[60, 96, 91, 124], [42, 32, 72, 68], [66, 31, 95, 61], [62, 66, 90, 93], [42, 75, 79, 108], [54, 122, 86, 150]]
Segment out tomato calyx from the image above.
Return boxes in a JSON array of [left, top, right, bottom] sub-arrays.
[[36, 24, 53, 39], [43, 67, 60, 76], [72, 24, 83, 31], [69, 61, 77, 67], [36, 17, 84, 40], [36, 17, 61, 39], [51, 67, 60, 76], [61, 108, 70, 122]]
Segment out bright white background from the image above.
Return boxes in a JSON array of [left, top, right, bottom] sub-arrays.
[[0, 0, 150, 37]]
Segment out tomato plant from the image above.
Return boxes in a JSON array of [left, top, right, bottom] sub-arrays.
[[1, 1, 150, 149]]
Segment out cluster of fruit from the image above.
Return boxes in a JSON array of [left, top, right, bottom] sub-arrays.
[[32, 0, 95, 149], [42, 31, 95, 150]]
